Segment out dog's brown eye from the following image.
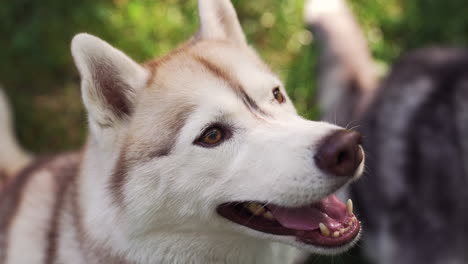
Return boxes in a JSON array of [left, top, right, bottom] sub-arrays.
[[273, 87, 285, 104], [196, 127, 225, 147], [195, 123, 233, 148], [202, 128, 223, 144]]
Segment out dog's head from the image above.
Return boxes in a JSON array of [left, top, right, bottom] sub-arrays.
[[72, 0, 364, 255]]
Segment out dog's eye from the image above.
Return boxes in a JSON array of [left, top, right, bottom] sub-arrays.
[[195, 125, 229, 147], [273, 87, 285, 104]]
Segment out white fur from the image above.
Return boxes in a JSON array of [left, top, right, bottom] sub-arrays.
[[0, 87, 31, 175]]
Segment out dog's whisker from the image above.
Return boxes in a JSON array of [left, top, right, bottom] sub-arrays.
[[348, 124, 361, 131]]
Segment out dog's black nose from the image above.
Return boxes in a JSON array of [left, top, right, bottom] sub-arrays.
[[314, 130, 363, 177]]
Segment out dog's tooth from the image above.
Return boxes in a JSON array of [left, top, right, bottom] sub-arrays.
[[247, 203, 257, 213], [254, 206, 266, 216], [263, 211, 274, 220], [333, 231, 340, 238], [247, 203, 266, 215], [319, 223, 330, 237], [347, 199, 353, 216], [339, 228, 345, 234]]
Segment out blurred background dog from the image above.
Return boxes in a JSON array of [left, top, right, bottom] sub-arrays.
[[306, 0, 468, 263]]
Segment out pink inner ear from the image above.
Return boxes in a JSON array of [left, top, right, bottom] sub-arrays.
[[90, 60, 133, 118]]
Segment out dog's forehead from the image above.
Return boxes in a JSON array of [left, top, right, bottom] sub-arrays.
[[190, 41, 280, 88], [140, 40, 290, 122], [145, 41, 280, 97]]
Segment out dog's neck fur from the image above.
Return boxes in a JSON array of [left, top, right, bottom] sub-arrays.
[[74, 141, 297, 264]]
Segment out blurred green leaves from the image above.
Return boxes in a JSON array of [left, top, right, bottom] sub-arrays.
[[350, 0, 468, 67], [1, 0, 468, 152]]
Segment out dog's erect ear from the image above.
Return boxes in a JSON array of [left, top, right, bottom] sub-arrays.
[[71, 33, 149, 128], [195, 0, 246, 45]]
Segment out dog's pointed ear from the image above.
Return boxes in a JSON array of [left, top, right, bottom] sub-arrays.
[[195, 0, 247, 45], [71, 33, 149, 129]]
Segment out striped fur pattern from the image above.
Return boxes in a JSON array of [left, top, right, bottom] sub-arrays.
[[0, 1, 363, 263]]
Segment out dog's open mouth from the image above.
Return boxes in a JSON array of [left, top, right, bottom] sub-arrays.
[[217, 195, 360, 247]]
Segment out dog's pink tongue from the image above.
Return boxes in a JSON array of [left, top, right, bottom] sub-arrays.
[[268, 195, 347, 230]]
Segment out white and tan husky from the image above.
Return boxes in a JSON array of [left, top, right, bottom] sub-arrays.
[[0, 1, 365, 263]]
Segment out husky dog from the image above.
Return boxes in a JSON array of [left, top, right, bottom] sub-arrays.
[[352, 48, 468, 264], [306, 1, 468, 263], [0, 1, 365, 263]]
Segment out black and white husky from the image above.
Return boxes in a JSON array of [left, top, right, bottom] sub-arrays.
[[0, 1, 365, 263], [307, 0, 468, 263], [353, 48, 468, 264]]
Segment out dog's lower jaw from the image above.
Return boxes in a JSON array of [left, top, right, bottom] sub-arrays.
[[76, 221, 302, 264], [122, 234, 302, 264]]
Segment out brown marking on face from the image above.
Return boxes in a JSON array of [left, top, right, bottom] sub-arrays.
[[191, 54, 268, 116], [109, 101, 195, 204], [147, 104, 196, 158], [109, 151, 130, 205], [0, 156, 53, 263], [90, 57, 133, 122]]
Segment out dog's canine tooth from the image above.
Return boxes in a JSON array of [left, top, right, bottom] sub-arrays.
[[255, 207, 266, 216], [333, 231, 340, 238], [347, 199, 353, 216], [319, 223, 330, 237], [263, 211, 274, 220], [253, 206, 266, 216]]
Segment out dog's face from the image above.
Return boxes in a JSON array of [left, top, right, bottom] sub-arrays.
[[72, 0, 364, 255]]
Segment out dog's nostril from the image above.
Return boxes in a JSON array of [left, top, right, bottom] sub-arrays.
[[336, 151, 348, 165], [314, 130, 363, 177]]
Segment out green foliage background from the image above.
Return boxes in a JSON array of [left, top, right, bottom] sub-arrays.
[[2, 0, 468, 152], [1, 0, 468, 262]]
